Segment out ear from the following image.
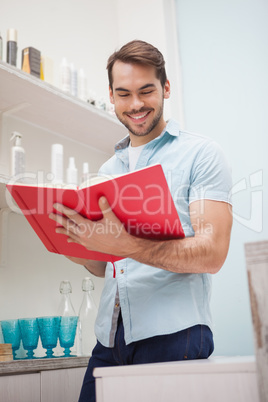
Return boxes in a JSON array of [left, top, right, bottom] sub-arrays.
[[163, 80, 171, 99], [109, 86, 115, 104]]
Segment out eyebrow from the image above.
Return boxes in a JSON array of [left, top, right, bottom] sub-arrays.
[[114, 83, 156, 92]]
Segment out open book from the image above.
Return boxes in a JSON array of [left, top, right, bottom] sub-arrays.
[[6, 164, 184, 263]]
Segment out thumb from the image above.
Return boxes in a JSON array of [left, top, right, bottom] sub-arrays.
[[98, 196, 113, 217]]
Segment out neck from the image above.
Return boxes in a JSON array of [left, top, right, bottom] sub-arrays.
[[129, 120, 167, 147]]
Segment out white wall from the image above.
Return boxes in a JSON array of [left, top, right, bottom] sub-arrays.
[[175, 0, 268, 356]]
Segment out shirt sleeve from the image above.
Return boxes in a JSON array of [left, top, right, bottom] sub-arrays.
[[189, 140, 232, 205]]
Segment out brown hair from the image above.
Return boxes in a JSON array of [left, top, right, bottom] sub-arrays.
[[107, 40, 167, 90]]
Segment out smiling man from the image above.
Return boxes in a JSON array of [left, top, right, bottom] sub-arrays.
[[109, 61, 170, 144], [49, 40, 233, 402]]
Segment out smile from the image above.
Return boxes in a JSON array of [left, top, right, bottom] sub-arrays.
[[127, 111, 151, 122]]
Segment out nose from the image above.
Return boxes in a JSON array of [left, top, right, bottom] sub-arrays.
[[129, 94, 144, 111]]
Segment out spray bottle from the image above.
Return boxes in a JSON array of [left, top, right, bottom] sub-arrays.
[[10, 132, 25, 176], [66, 157, 78, 186]]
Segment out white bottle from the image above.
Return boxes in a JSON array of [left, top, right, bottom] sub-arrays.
[[78, 68, 87, 101], [60, 57, 71, 93], [10, 132, 25, 176], [66, 157, 78, 185], [77, 277, 97, 356], [81, 162, 90, 184], [70, 63, 77, 97], [51, 144, 63, 184]]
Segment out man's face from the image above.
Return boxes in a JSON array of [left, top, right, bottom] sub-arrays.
[[109, 61, 170, 145]]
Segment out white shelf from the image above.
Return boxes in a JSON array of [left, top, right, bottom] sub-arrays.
[[0, 61, 126, 154]]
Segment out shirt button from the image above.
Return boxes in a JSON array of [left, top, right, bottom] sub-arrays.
[[120, 269, 124, 274], [115, 303, 120, 308]]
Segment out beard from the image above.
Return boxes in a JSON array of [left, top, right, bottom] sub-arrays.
[[114, 98, 164, 138]]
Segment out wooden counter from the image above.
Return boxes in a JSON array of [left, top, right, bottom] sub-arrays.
[[0, 356, 89, 375]]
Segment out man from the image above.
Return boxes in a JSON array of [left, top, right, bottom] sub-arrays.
[[49, 40, 232, 402]]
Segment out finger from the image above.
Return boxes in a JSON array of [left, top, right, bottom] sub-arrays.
[[49, 210, 78, 234], [52, 203, 85, 226], [55, 226, 81, 243], [49, 213, 78, 237], [98, 196, 125, 237], [53, 203, 79, 218], [98, 197, 114, 217], [49, 212, 68, 226]]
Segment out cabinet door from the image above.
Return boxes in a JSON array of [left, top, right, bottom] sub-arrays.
[[41, 367, 86, 402], [0, 373, 41, 402]]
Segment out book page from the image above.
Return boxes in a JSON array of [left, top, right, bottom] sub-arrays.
[[79, 174, 119, 189]]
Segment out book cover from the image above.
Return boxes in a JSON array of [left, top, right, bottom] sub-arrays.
[[6, 164, 184, 263]]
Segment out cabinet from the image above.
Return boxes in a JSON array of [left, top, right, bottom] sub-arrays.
[[0, 373, 40, 402], [0, 357, 88, 402], [94, 356, 259, 402]]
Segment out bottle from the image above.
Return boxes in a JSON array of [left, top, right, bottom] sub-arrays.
[[57, 280, 77, 357], [66, 156, 78, 185], [81, 162, 90, 184], [78, 68, 87, 101], [51, 144, 63, 184], [40, 55, 54, 84], [6, 28, 18, 66], [10, 131, 25, 176], [77, 277, 97, 356], [58, 280, 76, 317], [0, 32, 3, 61], [70, 63, 77, 97], [60, 58, 71, 93]]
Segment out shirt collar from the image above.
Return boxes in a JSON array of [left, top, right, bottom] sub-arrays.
[[114, 119, 181, 152]]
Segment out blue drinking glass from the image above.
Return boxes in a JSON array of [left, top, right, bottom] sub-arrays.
[[19, 318, 39, 359], [37, 317, 61, 358], [37, 316, 61, 358], [1, 319, 21, 360], [59, 316, 78, 357]]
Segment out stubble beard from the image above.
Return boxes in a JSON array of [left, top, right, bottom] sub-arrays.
[[115, 99, 164, 138]]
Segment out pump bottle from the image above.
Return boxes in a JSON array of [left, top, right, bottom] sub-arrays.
[[10, 132, 25, 176]]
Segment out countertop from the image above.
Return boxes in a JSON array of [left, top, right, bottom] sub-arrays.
[[0, 356, 89, 375]]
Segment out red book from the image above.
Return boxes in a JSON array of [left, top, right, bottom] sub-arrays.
[[6, 164, 184, 262]]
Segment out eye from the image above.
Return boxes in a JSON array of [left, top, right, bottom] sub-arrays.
[[118, 93, 129, 98], [141, 90, 153, 95]]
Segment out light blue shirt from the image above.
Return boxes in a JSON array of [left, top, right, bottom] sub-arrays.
[[95, 119, 232, 347]]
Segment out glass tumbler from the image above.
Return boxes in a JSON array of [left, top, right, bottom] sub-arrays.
[[59, 316, 78, 357], [19, 318, 39, 359], [1, 319, 21, 359], [37, 316, 61, 358]]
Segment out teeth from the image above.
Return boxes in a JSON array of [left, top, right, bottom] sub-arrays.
[[131, 112, 148, 120]]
